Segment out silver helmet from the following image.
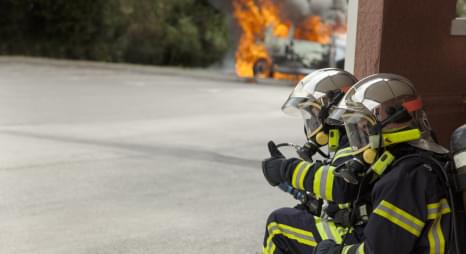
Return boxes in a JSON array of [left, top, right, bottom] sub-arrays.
[[330, 73, 448, 156], [282, 68, 357, 141]]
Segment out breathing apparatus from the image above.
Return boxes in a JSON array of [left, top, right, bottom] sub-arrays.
[[449, 123, 466, 254], [333, 97, 424, 184], [451, 123, 466, 206], [301, 89, 347, 160]]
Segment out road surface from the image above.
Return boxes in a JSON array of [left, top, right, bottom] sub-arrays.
[[0, 58, 305, 254]]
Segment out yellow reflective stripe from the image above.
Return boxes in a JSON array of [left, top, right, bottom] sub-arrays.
[[338, 203, 351, 209], [336, 226, 349, 236], [341, 244, 363, 254], [329, 221, 343, 244], [427, 216, 446, 254], [265, 222, 317, 252], [373, 200, 425, 237], [332, 147, 353, 163], [341, 245, 352, 254], [356, 243, 365, 254], [264, 232, 274, 254], [427, 199, 451, 220], [314, 217, 343, 244], [313, 165, 324, 198], [324, 166, 335, 201], [299, 163, 312, 190], [268, 243, 276, 254], [263, 246, 272, 254], [312, 165, 335, 201], [315, 217, 329, 240], [313, 165, 335, 201], [270, 244, 276, 254], [292, 161, 305, 189], [291, 161, 312, 190]]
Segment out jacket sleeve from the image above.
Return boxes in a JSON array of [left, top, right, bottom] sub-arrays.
[[281, 147, 359, 203], [339, 160, 451, 254]]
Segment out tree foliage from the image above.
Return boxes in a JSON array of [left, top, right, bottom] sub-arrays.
[[0, 0, 229, 66], [458, 0, 466, 17]]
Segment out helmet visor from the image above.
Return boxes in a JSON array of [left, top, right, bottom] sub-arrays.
[[342, 111, 377, 153], [282, 96, 310, 116], [300, 102, 323, 138], [325, 107, 346, 126]]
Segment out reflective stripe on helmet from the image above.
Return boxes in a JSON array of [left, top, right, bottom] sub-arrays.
[[402, 97, 423, 112]]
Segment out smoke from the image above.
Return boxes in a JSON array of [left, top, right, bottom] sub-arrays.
[[273, 0, 312, 23], [206, 0, 348, 70], [276, 0, 348, 24]]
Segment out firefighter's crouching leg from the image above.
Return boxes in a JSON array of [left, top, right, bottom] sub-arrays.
[[263, 207, 320, 254], [263, 207, 358, 254]]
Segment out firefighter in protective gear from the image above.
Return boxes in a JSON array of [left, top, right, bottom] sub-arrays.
[[280, 68, 357, 158], [266, 73, 453, 254], [262, 68, 364, 254]]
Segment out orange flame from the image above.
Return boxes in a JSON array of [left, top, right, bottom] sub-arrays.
[[232, 0, 332, 81]]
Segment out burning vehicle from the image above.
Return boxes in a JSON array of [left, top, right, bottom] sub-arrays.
[[255, 25, 346, 78], [232, 0, 347, 80]]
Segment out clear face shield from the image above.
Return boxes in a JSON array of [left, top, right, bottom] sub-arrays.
[[281, 82, 311, 116], [325, 106, 345, 127], [281, 96, 310, 116], [341, 111, 377, 154], [300, 102, 323, 139]]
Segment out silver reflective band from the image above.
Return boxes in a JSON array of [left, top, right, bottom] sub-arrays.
[[320, 165, 331, 199], [374, 203, 424, 236], [453, 150, 466, 169]]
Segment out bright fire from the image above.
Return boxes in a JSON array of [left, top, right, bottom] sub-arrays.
[[232, 0, 338, 81]]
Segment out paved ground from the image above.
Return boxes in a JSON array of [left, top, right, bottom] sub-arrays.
[[0, 58, 305, 254]]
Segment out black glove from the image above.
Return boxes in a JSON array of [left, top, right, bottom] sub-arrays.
[[333, 159, 366, 185], [262, 141, 286, 186], [312, 239, 340, 254]]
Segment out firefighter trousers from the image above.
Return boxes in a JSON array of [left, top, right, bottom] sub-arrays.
[[263, 207, 363, 254]]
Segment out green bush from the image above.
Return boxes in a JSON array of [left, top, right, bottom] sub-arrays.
[[458, 0, 466, 17], [0, 0, 229, 67]]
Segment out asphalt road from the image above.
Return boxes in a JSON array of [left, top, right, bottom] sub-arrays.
[[0, 58, 305, 254]]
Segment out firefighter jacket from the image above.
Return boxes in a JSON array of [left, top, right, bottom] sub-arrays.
[[283, 143, 452, 253], [282, 145, 360, 204]]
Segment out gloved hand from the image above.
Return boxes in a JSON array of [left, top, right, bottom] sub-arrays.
[[334, 158, 366, 184], [312, 239, 340, 254], [262, 141, 286, 186], [297, 141, 319, 162]]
